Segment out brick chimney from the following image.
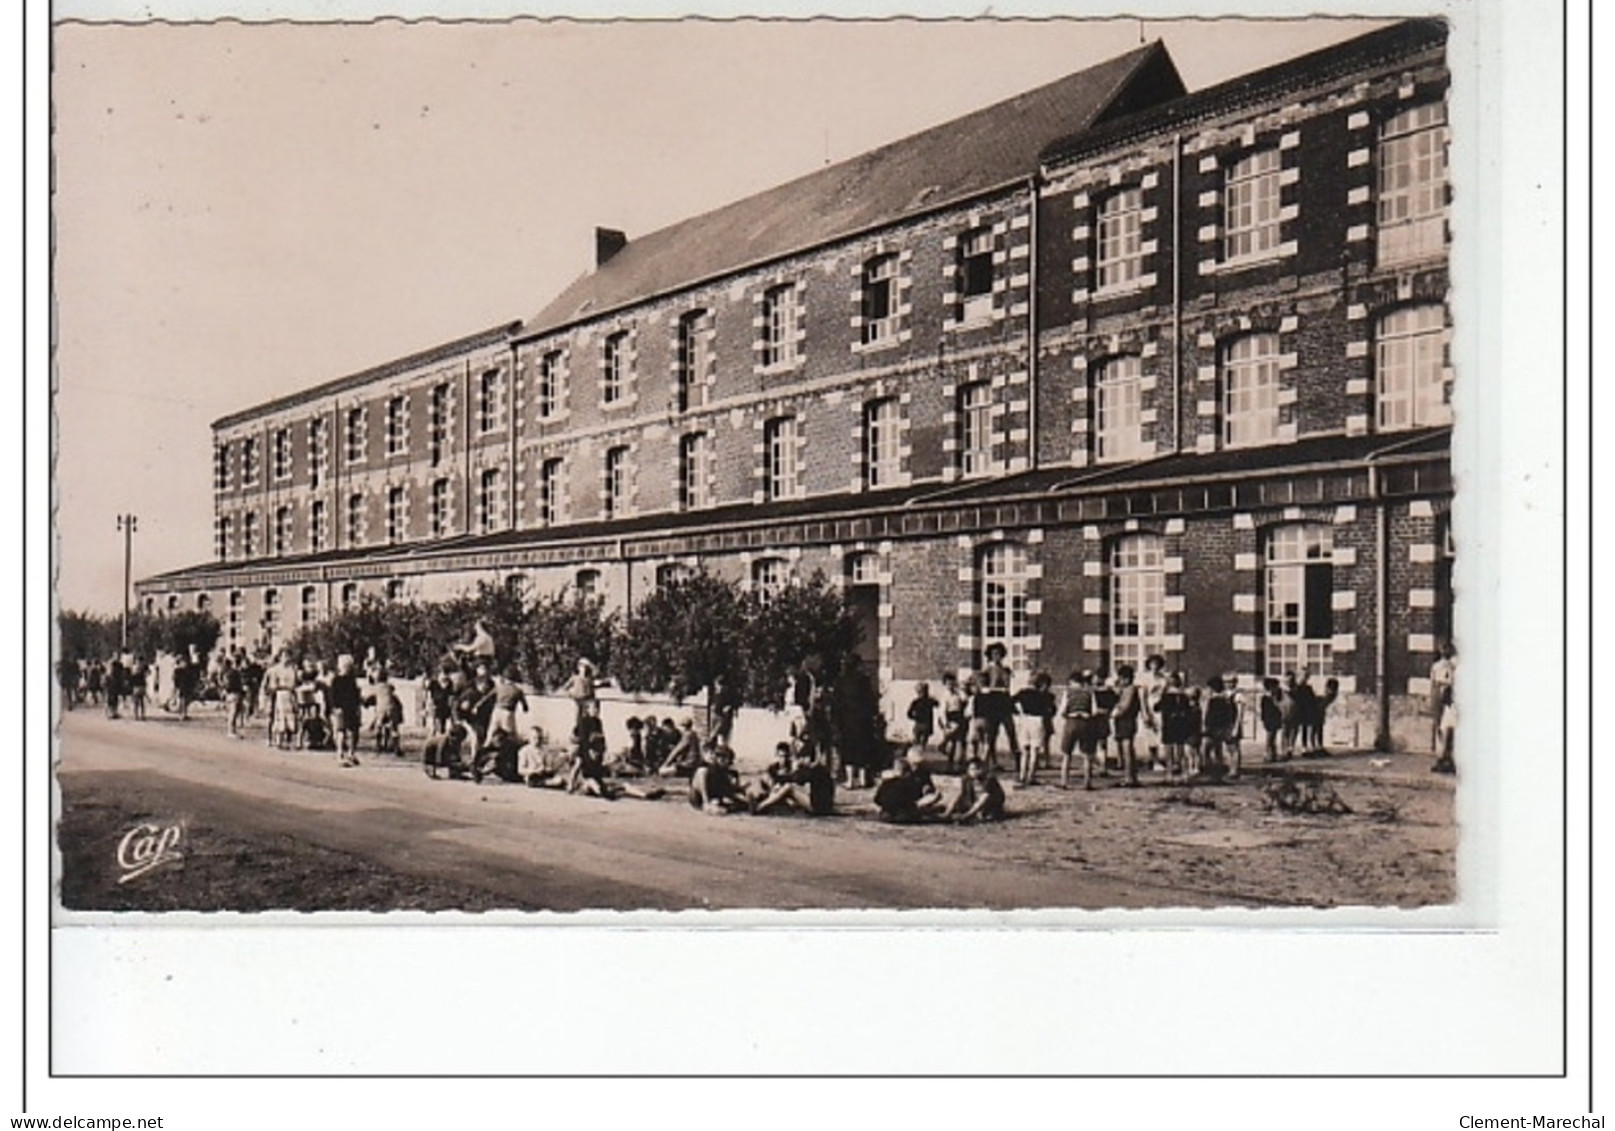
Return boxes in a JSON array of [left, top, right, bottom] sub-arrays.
[[595, 227, 628, 267]]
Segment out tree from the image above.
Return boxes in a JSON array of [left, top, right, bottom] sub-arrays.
[[516, 588, 618, 692], [614, 571, 745, 703], [738, 571, 862, 708]]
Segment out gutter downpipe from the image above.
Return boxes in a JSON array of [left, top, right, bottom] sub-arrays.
[[1370, 461, 1390, 751], [1172, 131, 1183, 454], [1027, 173, 1040, 471], [507, 343, 519, 534]]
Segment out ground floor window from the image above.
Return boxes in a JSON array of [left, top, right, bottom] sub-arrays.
[[1265, 523, 1333, 677], [1110, 533, 1165, 671], [979, 542, 1029, 671]]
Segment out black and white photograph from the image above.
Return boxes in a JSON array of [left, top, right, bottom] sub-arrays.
[[26, 0, 1586, 1112]]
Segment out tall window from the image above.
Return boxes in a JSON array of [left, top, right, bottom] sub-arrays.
[[310, 500, 327, 553], [1376, 305, 1451, 430], [1110, 534, 1166, 671], [300, 586, 318, 626], [957, 229, 994, 322], [386, 394, 408, 455], [262, 589, 281, 648], [752, 557, 790, 601], [309, 418, 327, 488], [213, 443, 230, 491], [216, 515, 233, 561], [1096, 187, 1144, 289], [864, 398, 900, 488], [574, 569, 602, 601], [386, 485, 405, 544], [242, 511, 258, 558], [1223, 334, 1281, 448], [676, 310, 706, 413], [272, 428, 292, 481], [1095, 356, 1147, 463], [537, 351, 562, 419], [679, 433, 709, 510], [385, 579, 405, 604], [1224, 149, 1281, 261], [196, 593, 211, 613], [477, 468, 502, 533], [346, 492, 364, 546], [273, 506, 291, 556], [656, 562, 692, 589], [602, 331, 628, 405], [227, 590, 242, 644], [477, 369, 503, 433], [764, 416, 799, 501], [340, 583, 358, 612], [240, 436, 259, 487], [979, 542, 1029, 672], [344, 407, 366, 463], [539, 458, 566, 526], [861, 254, 899, 345], [429, 478, 450, 538], [761, 284, 799, 369], [1378, 103, 1448, 266], [1265, 524, 1334, 677], [959, 382, 993, 476], [428, 383, 450, 465], [604, 446, 629, 519]]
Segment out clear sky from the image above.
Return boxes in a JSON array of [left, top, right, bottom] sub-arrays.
[[52, 15, 1394, 612]]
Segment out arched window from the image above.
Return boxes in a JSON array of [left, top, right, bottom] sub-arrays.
[[1222, 333, 1281, 448], [1110, 534, 1165, 671], [575, 569, 602, 601], [655, 562, 693, 590], [227, 590, 243, 645], [1376, 305, 1450, 430], [262, 588, 282, 648], [195, 593, 211, 613], [1095, 356, 1146, 463], [385, 579, 405, 604], [1265, 524, 1334, 677], [751, 557, 790, 601], [979, 542, 1029, 671], [505, 573, 528, 598], [165, 594, 179, 613], [300, 586, 318, 625], [340, 582, 359, 612]]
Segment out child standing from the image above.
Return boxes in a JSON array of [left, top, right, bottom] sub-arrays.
[[906, 682, 940, 752], [1259, 677, 1285, 763], [1012, 672, 1056, 787], [939, 672, 968, 772], [1201, 674, 1240, 780], [1057, 669, 1101, 790], [1156, 671, 1194, 781], [1110, 665, 1143, 786]]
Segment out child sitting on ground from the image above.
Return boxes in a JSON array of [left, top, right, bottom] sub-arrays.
[[689, 741, 746, 814], [656, 719, 704, 778], [873, 749, 946, 823], [948, 758, 1006, 823], [517, 725, 569, 788]]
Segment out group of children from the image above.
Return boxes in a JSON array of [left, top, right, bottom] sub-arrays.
[[903, 653, 1341, 791], [257, 649, 405, 767]]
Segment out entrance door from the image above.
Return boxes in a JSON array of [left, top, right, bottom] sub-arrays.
[[847, 584, 880, 672]]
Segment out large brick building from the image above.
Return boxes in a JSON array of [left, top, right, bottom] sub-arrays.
[[138, 19, 1454, 751]]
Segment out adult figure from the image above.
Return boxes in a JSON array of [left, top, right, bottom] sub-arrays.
[[1430, 643, 1457, 773], [975, 642, 1021, 772], [326, 654, 364, 767], [263, 650, 300, 749], [832, 652, 880, 789], [1139, 654, 1169, 771], [57, 656, 80, 711], [104, 655, 127, 720], [791, 655, 834, 764]]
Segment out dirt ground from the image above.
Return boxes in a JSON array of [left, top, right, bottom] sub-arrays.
[[57, 705, 1455, 911]]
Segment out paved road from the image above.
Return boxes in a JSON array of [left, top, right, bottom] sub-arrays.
[[56, 710, 1227, 911]]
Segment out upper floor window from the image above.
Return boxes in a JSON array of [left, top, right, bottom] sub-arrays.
[[539, 457, 567, 526], [1096, 187, 1144, 290], [979, 542, 1030, 673], [959, 382, 993, 476], [477, 369, 504, 434], [1378, 102, 1448, 267], [386, 485, 405, 544], [241, 511, 258, 558], [604, 445, 629, 520], [344, 406, 366, 464], [386, 394, 408, 455], [761, 284, 800, 369], [429, 478, 450, 538], [864, 398, 900, 489], [215, 515, 233, 561], [1265, 523, 1334, 678], [1222, 334, 1281, 448], [1376, 305, 1451, 430], [346, 492, 364, 546], [310, 500, 327, 553], [957, 229, 994, 322], [536, 351, 564, 419], [273, 505, 291, 555], [240, 436, 259, 487], [1224, 149, 1282, 261], [272, 428, 292, 481], [213, 443, 229, 491], [860, 254, 899, 345], [1110, 533, 1166, 672], [602, 331, 629, 405], [428, 383, 450, 465], [675, 310, 707, 413], [1095, 356, 1147, 463], [678, 432, 710, 510], [764, 416, 800, 501], [308, 418, 328, 488], [477, 468, 503, 534]]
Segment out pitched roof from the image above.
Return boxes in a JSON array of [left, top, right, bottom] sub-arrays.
[[519, 40, 1184, 340]]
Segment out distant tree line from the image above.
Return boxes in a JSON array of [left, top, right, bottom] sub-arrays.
[[57, 608, 221, 667]]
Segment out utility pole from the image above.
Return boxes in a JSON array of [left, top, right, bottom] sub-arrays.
[[117, 514, 138, 651]]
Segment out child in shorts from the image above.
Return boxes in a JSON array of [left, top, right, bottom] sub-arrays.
[[906, 683, 939, 751], [948, 758, 1006, 822]]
